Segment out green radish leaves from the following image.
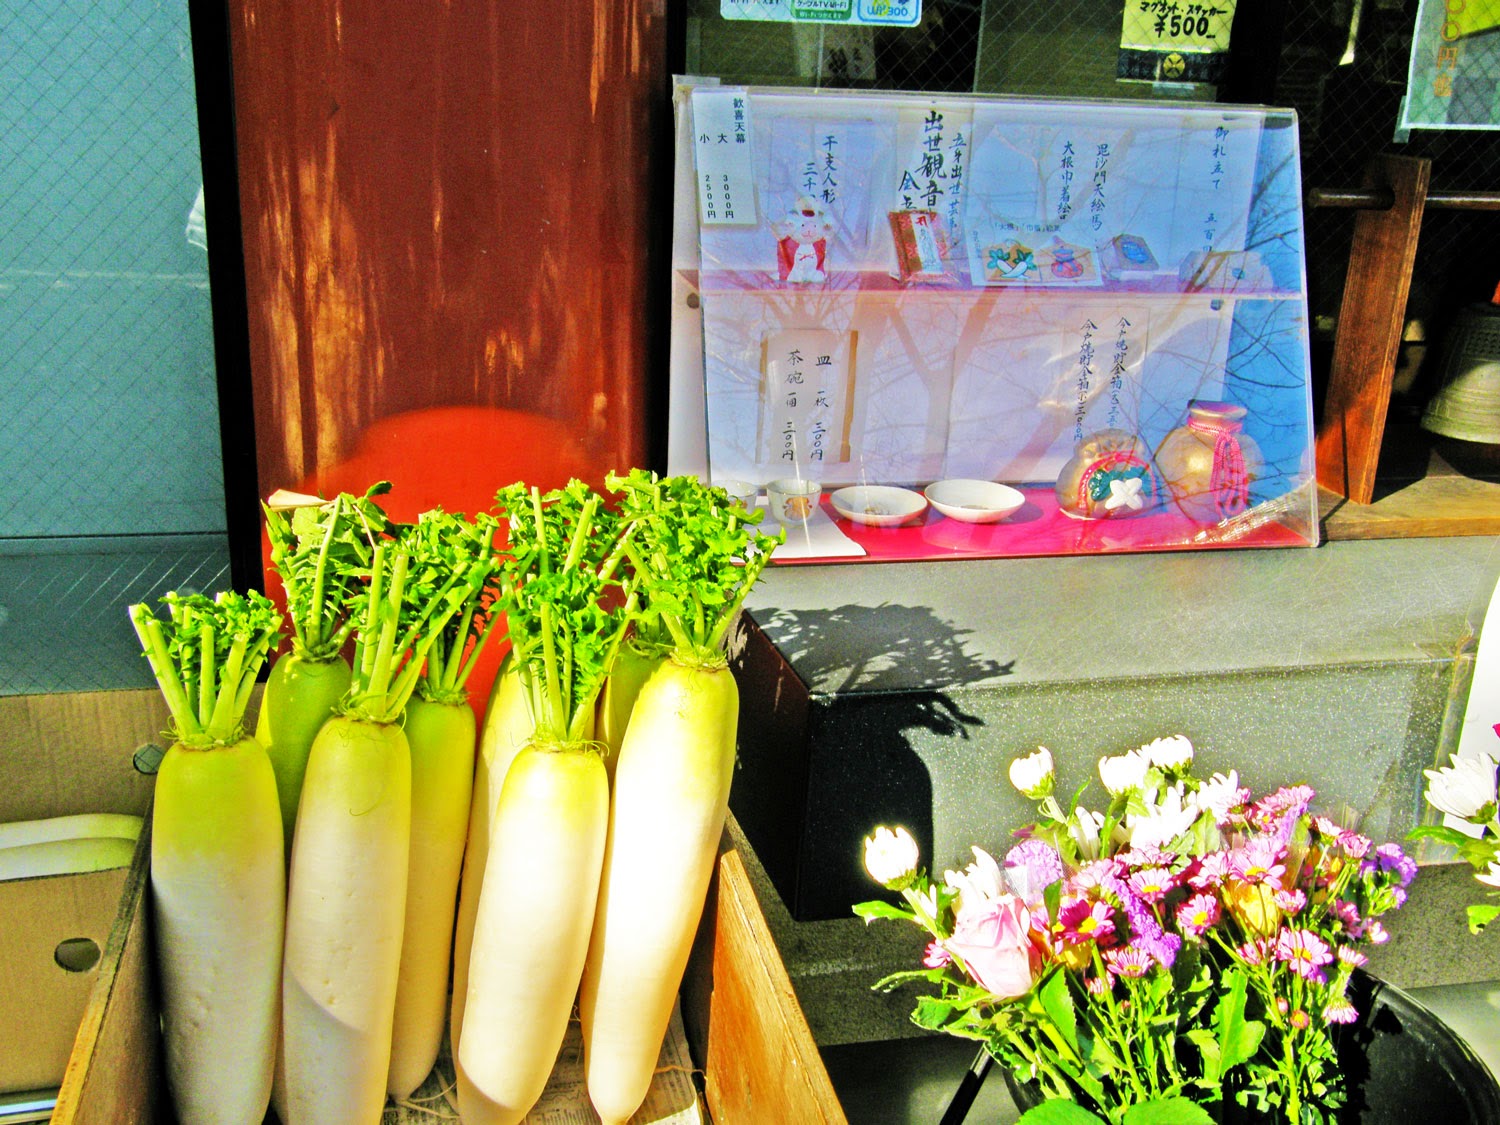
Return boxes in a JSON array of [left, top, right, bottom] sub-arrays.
[[129, 590, 284, 747], [494, 480, 636, 744], [263, 482, 392, 661], [606, 469, 783, 667], [407, 509, 504, 705]]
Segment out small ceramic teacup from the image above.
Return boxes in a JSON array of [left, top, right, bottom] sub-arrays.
[[714, 478, 759, 511], [766, 477, 822, 524]]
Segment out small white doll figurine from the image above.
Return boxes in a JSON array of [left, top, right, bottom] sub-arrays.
[[774, 195, 833, 283]]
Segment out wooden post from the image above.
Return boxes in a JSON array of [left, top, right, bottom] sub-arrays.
[[1315, 155, 1431, 504]]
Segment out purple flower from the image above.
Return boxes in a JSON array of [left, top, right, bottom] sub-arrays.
[[1275, 928, 1334, 982], [1238, 937, 1271, 965], [1361, 842, 1417, 888], [1004, 839, 1064, 906], [1328, 899, 1363, 936], [923, 941, 952, 968], [1117, 844, 1177, 869]]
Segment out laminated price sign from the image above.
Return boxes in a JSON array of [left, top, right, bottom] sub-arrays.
[[1118, 0, 1239, 86], [721, 0, 922, 27]]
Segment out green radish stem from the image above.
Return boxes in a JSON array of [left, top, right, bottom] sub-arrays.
[[128, 591, 284, 1125]]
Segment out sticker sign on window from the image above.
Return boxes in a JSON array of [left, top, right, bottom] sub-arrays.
[[721, 0, 922, 28], [1117, 1, 1239, 85], [692, 88, 759, 227]]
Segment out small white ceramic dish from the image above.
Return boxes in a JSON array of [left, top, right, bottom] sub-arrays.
[[713, 478, 759, 510], [924, 479, 1025, 523], [829, 485, 928, 527]]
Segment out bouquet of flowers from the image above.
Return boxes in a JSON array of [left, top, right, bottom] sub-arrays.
[[1412, 747, 1499, 934], [855, 737, 1415, 1125]]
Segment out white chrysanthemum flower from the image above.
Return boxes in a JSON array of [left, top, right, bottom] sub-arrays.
[[1126, 781, 1200, 850], [1141, 734, 1195, 771], [1197, 770, 1244, 824], [944, 846, 1006, 918], [863, 825, 920, 887], [1098, 749, 1150, 796], [1423, 752, 1498, 822], [1008, 746, 1055, 799], [1068, 807, 1106, 858]]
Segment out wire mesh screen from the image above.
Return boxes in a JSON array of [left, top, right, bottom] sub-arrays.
[[1, 0, 230, 693], [685, 0, 1500, 437], [1, 0, 226, 539]]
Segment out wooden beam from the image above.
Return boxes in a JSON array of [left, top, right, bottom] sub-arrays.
[[1315, 155, 1431, 504]]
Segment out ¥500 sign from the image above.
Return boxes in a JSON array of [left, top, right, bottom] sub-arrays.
[[1118, 0, 1240, 86]]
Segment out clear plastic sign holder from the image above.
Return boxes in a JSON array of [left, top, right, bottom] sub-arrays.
[[668, 84, 1320, 563]]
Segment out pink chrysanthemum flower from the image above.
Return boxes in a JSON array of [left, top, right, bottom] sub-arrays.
[[1085, 973, 1112, 996], [923, 941, 952, 969], [1189, 851, 1233, 890], [1229, 836, 1287, 887], [1275, 928, 1334, 981], [1238, 937, 1271, 965], [1055, 896, 1116, 947], [1127, 866, 1176, 903], [1104, 944, 1153, 979], [1273, 887, 1307, 915], [1175, 893, 1221, 938], [1339, 831, 1373, 860], [1311, 815, 1344, 839], [1365, 920, 1391, 944], [1328, 898, 1362, 935], [1116, 845, 1176, 870], [1290, 1009, 1311, 1030], [1323, 997, 1359, 1025], [1336, 946, 1369, 969], [1073, 858, 1124, 890]]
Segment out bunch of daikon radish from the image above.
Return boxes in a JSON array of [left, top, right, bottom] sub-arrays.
[[129, 470, 779, 1125]]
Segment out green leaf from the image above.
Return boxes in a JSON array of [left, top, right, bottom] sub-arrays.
[[1035, 969, 1080, 1056], [1015, 1102, 1108, 1125], [1210, 967, 1264, 1078], [1120, 1097, 1217, 1125], [853, 900, 915, 925], [1407, 824, 1483, 850], [1468, 902, 1500, 934]]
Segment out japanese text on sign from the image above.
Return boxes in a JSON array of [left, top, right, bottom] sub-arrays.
[[721, 0, 921, 26], [692, 88, 758, 227]]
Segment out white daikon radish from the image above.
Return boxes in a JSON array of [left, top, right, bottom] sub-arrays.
[[581, 471, 779, 1125], [129, 591, 285, 1125], [457, 480, 637, 1125]]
